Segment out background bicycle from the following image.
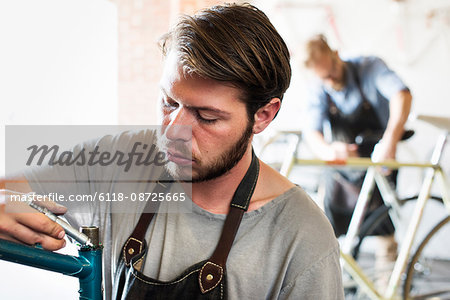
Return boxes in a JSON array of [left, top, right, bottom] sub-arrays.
[[254, 114, 450, 299]]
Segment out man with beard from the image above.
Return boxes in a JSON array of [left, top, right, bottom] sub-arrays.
[[302, 34, 412, 290], [0, 4, 343, 299]]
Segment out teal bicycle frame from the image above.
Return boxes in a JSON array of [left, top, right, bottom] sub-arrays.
[[0, 230, 102, 300]]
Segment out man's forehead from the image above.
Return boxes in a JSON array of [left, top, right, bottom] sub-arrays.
[[310, 51, 333, 68], [160, 51, 211, 89], [161, 50, 185, 83], [160, 50, 245, 103]]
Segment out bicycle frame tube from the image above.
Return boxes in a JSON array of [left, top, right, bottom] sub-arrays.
[[341, 251, 384, 300], [437, 169, 450, 213], [341, 166, 377, 255], [295, 157, 435, 169], [342, 166, 405, 255], [0, 239, 102, 300], [385, 166, 437, 298], [78, 247, 103, 300], [386, 132, 449, 299], [374, 171, 402, 225]]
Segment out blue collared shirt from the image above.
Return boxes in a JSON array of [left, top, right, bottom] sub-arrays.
[[303, 56, 409, 133]]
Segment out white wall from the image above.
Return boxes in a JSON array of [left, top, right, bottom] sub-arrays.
[[0, 0, 118, 174], [0, 0, 117, 298]]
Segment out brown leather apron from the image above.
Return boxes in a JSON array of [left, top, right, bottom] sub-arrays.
[[113, 151, 260, 299]]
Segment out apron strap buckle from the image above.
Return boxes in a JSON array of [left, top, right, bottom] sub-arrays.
[[123, 237, 144, 266], [198, 261, 224, 294]]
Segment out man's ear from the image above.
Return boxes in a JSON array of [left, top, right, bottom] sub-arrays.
[[252, 98, 281, 134]]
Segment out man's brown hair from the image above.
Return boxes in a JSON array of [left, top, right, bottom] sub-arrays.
[[304, 34, 333, 68], [160, 3, 291, 121]]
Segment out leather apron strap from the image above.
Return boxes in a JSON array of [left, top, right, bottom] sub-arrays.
[[123, 176, 174, 266], [122, 150, 260, 295], [199, 151, 259, 293]]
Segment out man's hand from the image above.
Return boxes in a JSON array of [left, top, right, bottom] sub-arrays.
[[304, 131, 359, 161], [372, 139, 397, 162], [327, 141, 359, 160], [0, 190, 67, 251], [371, 139, 398, 175]]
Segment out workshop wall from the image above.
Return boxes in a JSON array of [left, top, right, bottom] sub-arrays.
[[1, 0, 449, 298]]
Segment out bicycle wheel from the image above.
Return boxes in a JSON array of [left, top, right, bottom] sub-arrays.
[[403, 215, 450, 299]]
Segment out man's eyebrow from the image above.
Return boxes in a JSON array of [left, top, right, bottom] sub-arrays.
[[187, 105, 231, 117], [159, 85, 231, 116]]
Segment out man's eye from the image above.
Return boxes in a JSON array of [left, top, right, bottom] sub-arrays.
[[162, 99, 179, 110], [195, 111, 218, 124]]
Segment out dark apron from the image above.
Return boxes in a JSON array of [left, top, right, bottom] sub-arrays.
[[323, 62, 395, 237], [113, 151, 260, 299]]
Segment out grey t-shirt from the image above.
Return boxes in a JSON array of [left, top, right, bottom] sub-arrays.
[[24, 130, 344, 299]]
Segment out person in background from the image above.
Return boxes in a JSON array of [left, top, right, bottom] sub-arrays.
[[0, 5, 344, 299], [302, 34, 412, 288]]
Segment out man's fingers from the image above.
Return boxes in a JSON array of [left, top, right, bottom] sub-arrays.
[[348, 143, 358, 151], [346, 144, 358, 156], [0, 233, 23, 245], [35, 199, 67, 215], [1, 221, 66, 251], [1, 193, 67, 251], [1, 190, 67, 215], [14, 212, 65, 240]]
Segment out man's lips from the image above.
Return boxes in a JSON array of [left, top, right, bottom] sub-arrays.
[[167, 150, 193, 166]]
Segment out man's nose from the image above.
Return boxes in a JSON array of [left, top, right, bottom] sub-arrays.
[[165, 108, 192, 142], [325, 78, 335, 87]]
